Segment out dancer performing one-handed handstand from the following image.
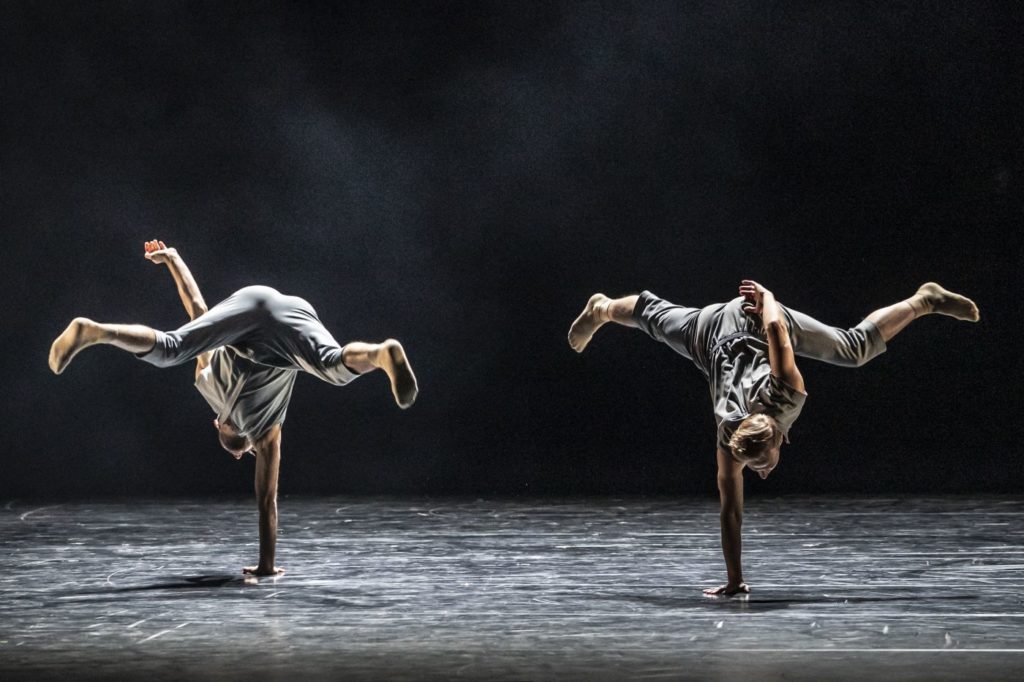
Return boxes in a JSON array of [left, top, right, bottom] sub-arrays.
[[49, 240, 419, 576], [568, 279, 978, 595]]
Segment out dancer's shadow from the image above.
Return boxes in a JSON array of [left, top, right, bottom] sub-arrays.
[[52, 575, 258, 604], [615, 593, 980, 612], [110, 574, 252, 592]]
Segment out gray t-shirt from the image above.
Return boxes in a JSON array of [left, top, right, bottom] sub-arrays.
[[194, 346, 297, 441], [634, 292, 814, 451], [708, 330, 807, 450]]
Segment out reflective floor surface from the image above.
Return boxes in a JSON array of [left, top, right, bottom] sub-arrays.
[[2, 496, 1023, 680]]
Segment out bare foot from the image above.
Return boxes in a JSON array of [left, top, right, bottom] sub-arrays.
[[916, 283, 980, 322], [243, 565, 285, 576], [377, 339, 418, 409], [567, 293, 610, 353], [48, 318, 101, 374]]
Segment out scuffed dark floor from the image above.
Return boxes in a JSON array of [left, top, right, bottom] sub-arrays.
[[2, 496, 1023, 680]]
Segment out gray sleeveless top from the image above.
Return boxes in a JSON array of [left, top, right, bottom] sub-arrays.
[[194, 346, 297, 441]]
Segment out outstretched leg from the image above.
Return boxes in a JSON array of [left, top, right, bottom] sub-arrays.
[[867, 282, 979, 342], [341, 340, 419, 409], [49, 318, 157, 374], [568, 294, 640, 352], [783, 282, 979, 367], [50, 287, 271, 374]]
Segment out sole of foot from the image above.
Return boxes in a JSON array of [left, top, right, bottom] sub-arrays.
[[567, 293, 610, 353], [917, 283, 980, 322], [49, 318, 94, 375], [380, 339, 418, 409]]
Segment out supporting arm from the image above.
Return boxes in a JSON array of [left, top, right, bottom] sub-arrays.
[[704, 447, 750, 596], [244, 425, 284, 576]]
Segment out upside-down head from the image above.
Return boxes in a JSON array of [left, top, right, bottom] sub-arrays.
[[729, 413, 783, 479], [214, 419, 254, 459]]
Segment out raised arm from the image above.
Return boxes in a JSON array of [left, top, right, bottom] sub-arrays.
[[244, 424, 285, 576], [739, 280, 805, 393], [144, 240, 209, 320], [143, 240, 211, 377], [704, 447, 750, 595]]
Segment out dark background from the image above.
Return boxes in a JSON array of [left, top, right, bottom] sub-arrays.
[[2, 1, 1020, 498]]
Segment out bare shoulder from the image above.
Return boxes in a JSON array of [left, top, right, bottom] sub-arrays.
[[256, 425, 283, 452]]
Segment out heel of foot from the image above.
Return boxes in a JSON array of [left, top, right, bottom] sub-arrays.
[[49, 318, 93, 375], [916, 283, 980, 322], [589, 293, 611, 322], [382, 340, 418, 409], [568, 294, 610, 353]]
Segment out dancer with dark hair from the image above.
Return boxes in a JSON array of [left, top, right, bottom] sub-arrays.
[[49, 240, 419, 576], [568, 279, 978, 595]]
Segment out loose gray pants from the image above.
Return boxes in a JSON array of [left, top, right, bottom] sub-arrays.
[[633, 291, 887, 370], [138, 285, 358, 385]]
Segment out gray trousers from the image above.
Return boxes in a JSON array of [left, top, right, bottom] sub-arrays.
[[138, 285, 358, 385], [633, 291, 887, 369]]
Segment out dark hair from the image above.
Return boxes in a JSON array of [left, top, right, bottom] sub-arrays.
[[218, 423, 251, 454]]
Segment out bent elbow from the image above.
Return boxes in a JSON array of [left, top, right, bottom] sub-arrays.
[[766, 319, 788, 338]]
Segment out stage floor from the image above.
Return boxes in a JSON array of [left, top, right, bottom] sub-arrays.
[[2, 496, 1022, 680]]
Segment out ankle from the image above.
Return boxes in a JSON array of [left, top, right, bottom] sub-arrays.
[[907, 294, 931, 317]]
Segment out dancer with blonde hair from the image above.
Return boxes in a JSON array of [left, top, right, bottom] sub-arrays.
[[568, 279, 978, 595]]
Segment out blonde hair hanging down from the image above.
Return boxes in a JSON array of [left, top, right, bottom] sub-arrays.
[[728, 413, 782, 462]]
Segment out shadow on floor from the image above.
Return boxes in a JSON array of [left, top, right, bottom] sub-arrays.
[[51, 575, 255, 603], [615, 593, 980, 611], [109, 574, 252, 591]]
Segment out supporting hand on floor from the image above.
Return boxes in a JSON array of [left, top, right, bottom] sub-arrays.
[[703, 582, 750, 596]]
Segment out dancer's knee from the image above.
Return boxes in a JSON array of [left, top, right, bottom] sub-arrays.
[[338, 343, 374, 376], [849, 354, 870, 368], [135, 331, 182, 368], [850, 321, 887, 367]]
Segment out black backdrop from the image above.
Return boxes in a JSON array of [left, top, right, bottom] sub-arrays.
[[2, 1, 1020, 498]]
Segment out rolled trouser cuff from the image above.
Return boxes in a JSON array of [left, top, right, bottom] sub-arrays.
[[631, 290, 656, 326], [856, 318, 887, 364], [136, 330, 178, 368]]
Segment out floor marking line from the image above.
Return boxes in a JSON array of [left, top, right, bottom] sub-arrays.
[[137, 629, 172, 644], [18, 505, 63, 522], [710, 649, 1024, 653]]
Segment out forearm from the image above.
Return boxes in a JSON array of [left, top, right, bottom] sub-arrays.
[[760, 290, 783, 328], [252, 427, 282, 573], [761, 291, 799, 383], [257, 497, 278, 569], [719, 506, 744, 584], [164, 253, 207, 320]]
